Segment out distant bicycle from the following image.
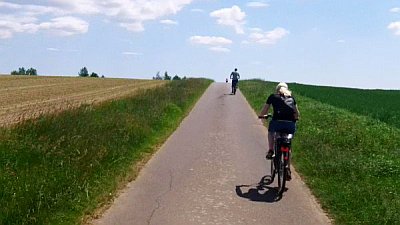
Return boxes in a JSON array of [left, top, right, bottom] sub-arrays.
[[258, 114, 293, 197]]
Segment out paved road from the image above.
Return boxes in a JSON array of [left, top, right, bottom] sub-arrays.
[[93, 83, 331, 225]]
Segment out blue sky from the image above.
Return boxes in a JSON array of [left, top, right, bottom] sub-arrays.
[[0, 0, 400, 89]]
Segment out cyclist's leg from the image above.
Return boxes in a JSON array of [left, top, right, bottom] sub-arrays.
[[234, 80, 239, 94], [266, 120, 277, 159], [268, 132, 274, 151]]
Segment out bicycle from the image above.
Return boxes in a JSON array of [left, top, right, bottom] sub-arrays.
[[258, 114, 294, 197]]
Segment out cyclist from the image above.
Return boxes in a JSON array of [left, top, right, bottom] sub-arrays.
[[230, 68, 240, 94], [258, 82, 299, 178]]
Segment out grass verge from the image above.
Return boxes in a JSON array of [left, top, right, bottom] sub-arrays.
[[240, 80, 400, 225], [0, 78, 212, 225]]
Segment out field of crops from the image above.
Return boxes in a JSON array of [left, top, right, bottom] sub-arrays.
[[289, 83, 400, 129], [0, 75, 166, 127]]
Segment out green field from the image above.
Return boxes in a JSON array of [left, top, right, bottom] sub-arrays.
[[289, 83, 400, 129], [0, 78, 212, 225], [240, 80, 400, 225]]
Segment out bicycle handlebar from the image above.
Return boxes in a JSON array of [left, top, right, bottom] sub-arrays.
[[258, 114, 299, 123], [258, 114, 272, 119]]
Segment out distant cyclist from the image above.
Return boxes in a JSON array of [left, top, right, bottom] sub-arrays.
[[230, 68, 240, 94], [259, 82, 300, 161]]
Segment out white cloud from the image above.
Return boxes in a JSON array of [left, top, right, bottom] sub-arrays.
[[0, 2, 65, 16], [189, 35, 232, 52], [209, 46, 230, 53], [97, 0, 192, 24], [337, 39, 345, 43], [160, 19, 178, 25], [248, 27, 289, 45], [120, 22, 144, 32], [44, 0, 100, 15], [0, 0, 193, 38], [0, 15, 40, 38], [388, 21, 400, 35], [246, 2, 269, 8], [390, 7, 400, 13], [210, 5, 246, 34], [189, 36, 233, 46], [39, 17, 89, 36]]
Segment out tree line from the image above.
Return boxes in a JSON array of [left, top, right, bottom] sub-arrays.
[[10, 67, 104, 78], [153, 71, 186, 80], [11, 67, 37, 76], [10, 67, 186, 80], [78, 67, 104, 78]]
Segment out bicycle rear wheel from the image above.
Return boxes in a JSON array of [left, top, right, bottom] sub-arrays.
[[270, 155, 276, 181], [276, 151, 287, 196]]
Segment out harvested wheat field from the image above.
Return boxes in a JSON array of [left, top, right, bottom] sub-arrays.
[[0, 75, 166, 127]]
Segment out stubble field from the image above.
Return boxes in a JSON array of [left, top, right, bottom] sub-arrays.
[[0, 75, 166, 127]]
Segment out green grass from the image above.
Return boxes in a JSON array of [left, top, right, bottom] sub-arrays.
[[240, 80, 400, 225], [0, 78, 212, 225], [289, 83, 400, 129]]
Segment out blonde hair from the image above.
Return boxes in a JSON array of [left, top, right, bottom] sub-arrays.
[[276, 82, 292, 97]]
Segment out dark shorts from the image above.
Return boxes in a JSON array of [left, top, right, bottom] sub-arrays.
[[232, 79, 238, 87], [268, 120, 296, 134]]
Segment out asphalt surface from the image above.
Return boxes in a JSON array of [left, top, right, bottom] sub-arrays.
[[92, 83, 331, 225]]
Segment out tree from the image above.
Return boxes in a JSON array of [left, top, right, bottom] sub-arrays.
[[172, 75, 181, 80], [182, 76, 187, 80], [79, 67, 89, 77], [11, 70, 18, 75], [163, 71, 171, 80], [153, 71, 162, 80], [18, 67, 26, 75], [90, 72, 99, 78], [26, 68, 37, 75]]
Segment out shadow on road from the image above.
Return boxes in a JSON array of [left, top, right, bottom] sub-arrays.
[[235, 176, 286, 203]]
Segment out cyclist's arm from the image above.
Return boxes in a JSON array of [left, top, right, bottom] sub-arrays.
[[294, 105, 300, 120], [230, 72, 233, 79], [259, 103, 270, 118], [238, 74, 240, 80]]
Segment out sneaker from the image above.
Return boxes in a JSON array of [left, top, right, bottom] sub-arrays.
[[266, 149, 274, 159], [286, 169, 292, 181]]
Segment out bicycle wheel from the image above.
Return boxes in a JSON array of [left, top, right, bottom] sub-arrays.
[[276, 150, 287, 196], [270, 154, 276, 181]]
